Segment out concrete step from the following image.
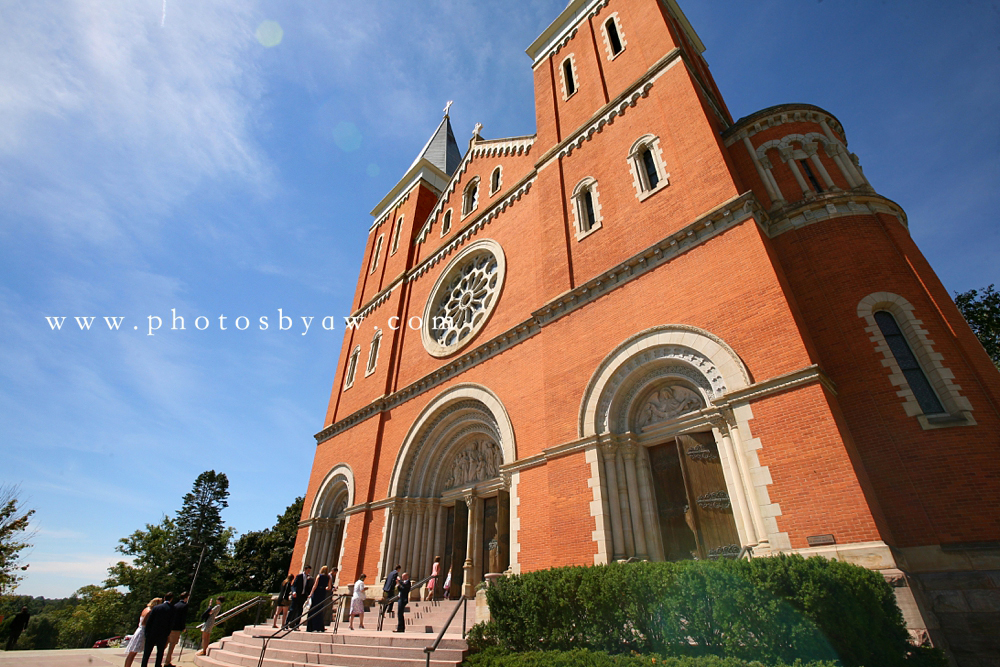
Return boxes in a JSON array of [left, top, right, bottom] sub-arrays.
[[192, 623, 467, 667]]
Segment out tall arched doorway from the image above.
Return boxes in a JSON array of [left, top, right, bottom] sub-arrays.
[[581, 325, 772, 563], [382, 385, 516, 597], [303, 465, 354, 577]]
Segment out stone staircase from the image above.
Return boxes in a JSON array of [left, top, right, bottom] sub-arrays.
[[193, 598, 471, 667]]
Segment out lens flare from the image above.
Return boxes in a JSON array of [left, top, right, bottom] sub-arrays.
[[366, 164, 380, 177], [256, 21, 283, 48], [333, 122, 362, 152]]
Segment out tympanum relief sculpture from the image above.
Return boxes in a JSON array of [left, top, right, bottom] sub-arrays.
[[635, 384, 704, 431], [443, 439, 503, 489]]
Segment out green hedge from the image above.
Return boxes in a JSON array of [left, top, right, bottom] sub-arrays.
[[183, 591, 269, 645], [464, 647, 839, 667], [475, 556, 945, 667]]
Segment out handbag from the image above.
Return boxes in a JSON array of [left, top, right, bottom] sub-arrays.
[[302, 598, 312, 616]]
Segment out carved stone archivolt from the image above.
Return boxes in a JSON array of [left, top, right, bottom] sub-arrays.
[[444, 438, 504, 489], [635, 384, 704, 431], [595, 345, 726, 434]]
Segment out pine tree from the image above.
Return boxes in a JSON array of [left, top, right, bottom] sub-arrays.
[[171, 471, 231, 599]]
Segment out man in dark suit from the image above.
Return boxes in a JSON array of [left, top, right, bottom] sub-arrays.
[[393, 573, 411, 633], [287, 565, 312, 628], [5, 606, 29, 650], [142, 592, 174, 667], [164, 591, 188, 667], [382, 564, 401, 618]]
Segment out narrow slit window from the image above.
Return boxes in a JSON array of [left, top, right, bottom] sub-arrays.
[[344, 347, 360, 389], [874, 311, 945, 415], [366, 331, 381, 375], [370, 235, 384, 273], [582, 189, 597, 232], [490, 167, 501, 194], [641, 147, 660, 189], [800, 160, 823, 193], [606, 18, 623, 55], [391, 216, 404, 254], [441, 209, 452, 235], [563, 59, 576, 96]]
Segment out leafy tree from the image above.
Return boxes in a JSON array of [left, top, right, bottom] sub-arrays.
[[57, 585, 128, 648], [0, 485, 35, 595], [106, 516, 181, 619], [955, 284, 1000, 368], [219, 497, 304, 594]]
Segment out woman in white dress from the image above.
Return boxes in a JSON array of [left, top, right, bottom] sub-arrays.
[[348, 573, 367, 630], [123, 597, 161, 667]]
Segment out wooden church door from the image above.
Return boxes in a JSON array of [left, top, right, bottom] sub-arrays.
[[648, 431, 741, 561]]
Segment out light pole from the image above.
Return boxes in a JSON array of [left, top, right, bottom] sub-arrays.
[[188, 544, 207, 599]]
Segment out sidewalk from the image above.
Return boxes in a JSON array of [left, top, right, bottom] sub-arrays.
[[0, 646, 200, 667]]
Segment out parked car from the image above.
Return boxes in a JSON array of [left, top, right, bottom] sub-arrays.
[[92, 636, 122, 648]]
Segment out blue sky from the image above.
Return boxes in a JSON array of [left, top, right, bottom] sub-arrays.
[[1, 0, 997, 598]]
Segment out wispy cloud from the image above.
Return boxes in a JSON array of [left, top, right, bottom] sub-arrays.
[[0, 0, 270, 247]]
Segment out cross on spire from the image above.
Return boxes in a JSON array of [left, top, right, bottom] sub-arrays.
[[473, 122, 483, 138], [443, 100, 453, 117]]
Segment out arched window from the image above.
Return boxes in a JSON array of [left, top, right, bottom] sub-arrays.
[[366, 329, 382, 376], [463, 178, 480, 216], [441, 209, 453, 236], [391, 216, 404, 255], [604, 16, 625, 57], [628, 135, 669, 200], [572, 177, 603, 240], [370, 235, 384, 273], [873, 311, 944, 415], [344, 346, 361, 389], [561, 55, 578, 99], [857, 292, 973, 429], [490, 166, 502, 195]]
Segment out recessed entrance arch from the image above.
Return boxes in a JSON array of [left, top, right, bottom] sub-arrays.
[[580, 325, 771, 563], [302, 464, 355, 576], [381, 384, 517, 597]]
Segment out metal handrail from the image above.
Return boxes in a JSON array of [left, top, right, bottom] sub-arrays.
[[251, 593, 348, 667], [209, 595, 269, 627], [376, 574, 437, 631], [422, 596, 468, 667]]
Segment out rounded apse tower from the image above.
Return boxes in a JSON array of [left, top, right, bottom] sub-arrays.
[[725, 103, 1000, 652]]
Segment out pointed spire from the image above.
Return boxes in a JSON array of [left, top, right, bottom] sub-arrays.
[[408, 110, 462, 177]]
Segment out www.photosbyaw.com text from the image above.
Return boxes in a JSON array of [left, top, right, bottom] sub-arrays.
[[44, 309, 452, 336]]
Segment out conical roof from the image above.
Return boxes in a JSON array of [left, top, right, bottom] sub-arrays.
[[408, 114, 462, 176]]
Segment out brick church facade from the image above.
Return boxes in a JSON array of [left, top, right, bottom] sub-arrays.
[[291, 0, 1000, 659]]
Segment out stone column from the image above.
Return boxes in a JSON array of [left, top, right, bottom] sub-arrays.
[[397, 504, 413, 575], [315, 520, 330, 569], [780, 146, 812, 198], [497, 489, 510, 572], [302, 521, 316, 568], [433, 504, 447, 566], [419, 504, 434, 579], [712, 419, 757, 547], [384, 505, 400, 577], [408, 503, 425, 577], [462, 492, 477, 598], [601, 443, 626, 560], [820, 120, 866, 187], [757, 154, 785, 206], [725, 411, 770, 553], [804, 142, 837, 191], [614, 450, 635, 557], [621, 444, 648, 559], [743, 136, 781, 204], [635, 447, 664, 561]]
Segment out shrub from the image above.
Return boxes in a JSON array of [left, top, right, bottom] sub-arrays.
[[463, 647, 841, 667], [481, 556, 941, 666]]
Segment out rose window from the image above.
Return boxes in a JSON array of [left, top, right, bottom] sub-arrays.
[[421, 239, 506, 357]]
